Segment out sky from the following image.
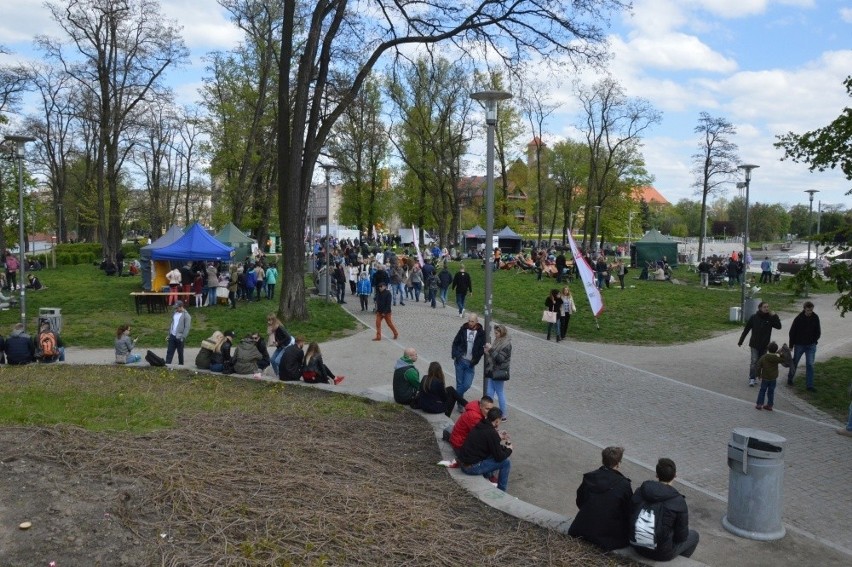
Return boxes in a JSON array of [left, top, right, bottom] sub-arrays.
[[1, 0, 850, 211]]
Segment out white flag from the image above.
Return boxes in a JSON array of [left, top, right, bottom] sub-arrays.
[[567, 232, 605, 317], [411, 225, 425, 267]]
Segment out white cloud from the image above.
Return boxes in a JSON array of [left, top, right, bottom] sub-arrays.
[[611, 33, 737, 73], [840, 8, 852, 23]]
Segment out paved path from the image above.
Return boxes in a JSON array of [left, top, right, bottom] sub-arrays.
[[64, 291, 852, 566]]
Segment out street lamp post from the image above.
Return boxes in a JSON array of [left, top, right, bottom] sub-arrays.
[[471, 89, 512, 394], [804, 189, 819, 297], [4, 134, 36, 331], [593, 205, 602, 256], [627, 211, 636, 264], [319, 164, 333, 302], [737, 163, 759, 322]]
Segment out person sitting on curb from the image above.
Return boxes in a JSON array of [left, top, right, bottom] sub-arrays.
[[232, 333, 264, 376], [195, 331, 226, 370], [302, 342, 344, 385], [629, 458, 699, 562], [114, 323, 141, 364], [392, 347, 420, 405], [568, 446, 633, 551], [279, 336, 306, 381], [416, 361, 467, 417], [5, 323, 34, 365], [457, 407, 513, 492], [35, 320, 65, 363], [447, 396, 494, 458]]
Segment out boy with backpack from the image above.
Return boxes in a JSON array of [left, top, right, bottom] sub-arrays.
[[35, 320, 65, 363], [629, 458, 699, 561]]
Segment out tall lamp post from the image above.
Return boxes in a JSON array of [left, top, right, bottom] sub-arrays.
[[319, 163, 334, 302], [627, 211, 636, 264], [471, 89, 512, 394], [593, 205, 602, 256], [804, 189, 819, 297], [737, 163, 759, 321], [4, 135, 36, 330]]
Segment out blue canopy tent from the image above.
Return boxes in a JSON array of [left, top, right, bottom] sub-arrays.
[[139, 225, 184, 291], [149, 223, 234, 290]]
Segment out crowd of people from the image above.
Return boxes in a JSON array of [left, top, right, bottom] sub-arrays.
[[164, 256, 279, 309]]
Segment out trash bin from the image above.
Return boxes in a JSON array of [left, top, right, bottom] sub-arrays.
[[729, 306, 741, 322], [743, 297, 762, 321], [39, 307, 62, 334], [316, 267, 329, 297], [722, 427, 786, 541]]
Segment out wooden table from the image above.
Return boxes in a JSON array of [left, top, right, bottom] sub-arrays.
[[130, 292, 172, 314]]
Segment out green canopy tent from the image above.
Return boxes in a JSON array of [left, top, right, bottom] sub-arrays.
[[632, 229, 679, 268], [215, 222, 255, 262]]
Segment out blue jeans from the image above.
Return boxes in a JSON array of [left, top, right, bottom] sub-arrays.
[[788, 343, 817, 388], [461, 457, 511, 491], [392, 283, 405, 304], [440, 287, 449, 305], [456, 293, 467, 314], [487, 379, 506, 415], [413, 282, 422, 301], [266, 283, 275, 299], [207, 286, 217, 306], [749, 347, 767, 381], [271, 346, 285, 374], [454, 357, 475, 400], [756, 380, 776, 407]]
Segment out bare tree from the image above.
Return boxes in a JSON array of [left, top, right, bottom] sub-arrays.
[[692, 112, 738, 261], [576, 77, 661, 252], [275, 0, 628, 319], [519, 82, 555, 245], [40, 0, 188, 261]]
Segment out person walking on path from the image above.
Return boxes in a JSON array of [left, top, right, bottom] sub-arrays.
[[786, 300, 821, 392], [755, 342, 783, 410], [451, 264, 473, 317], [373, 282, 398, 341], [558, 287, 576, 340], [544, 289, 563, 342], [438, 263, 453, 307], [165, 300, 192, 365], [451, 312, 486, 402], [484, 324, 512, 420], [737, 301, 781, 387]]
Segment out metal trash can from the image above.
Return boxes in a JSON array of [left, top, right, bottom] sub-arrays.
[[722, 427, 786, 540], [38, 307, 62, 334], [316, 267, 329, 297], [729, 307, 741, 322], [743, 297, 762, 321]]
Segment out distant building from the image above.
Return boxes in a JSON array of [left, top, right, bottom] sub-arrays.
[[633, 185, 670, 206]]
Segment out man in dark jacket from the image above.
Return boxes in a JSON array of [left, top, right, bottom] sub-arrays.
[[458, 407, 512, 492], [569, 446, 633, 551], [787, 300, 821, 391], [555, 251, 567, 283], [5, 323, 34, 365], [738, 301, 782, 386], [279, 336, 305, 381], [451, 264, 473, 316], [629, 458, 699, 561], [451, 312, 485, 401], [373, 282, 398, 341], [437, 264, 453, 307]]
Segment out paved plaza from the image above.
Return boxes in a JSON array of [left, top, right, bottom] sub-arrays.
[[64, 285, 851, 566]]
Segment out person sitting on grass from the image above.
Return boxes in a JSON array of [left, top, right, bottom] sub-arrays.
[[25, 273, 44, 290], [114, 324, 141, 364], [301, 342, 344, 385], [417, 361, 467, 417]]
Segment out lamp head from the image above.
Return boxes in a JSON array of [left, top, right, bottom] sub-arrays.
[[737, 163, 759, 182], [804, 189, 819, 203], [3, 135, 36, 158], [470, 90, 513, 125]]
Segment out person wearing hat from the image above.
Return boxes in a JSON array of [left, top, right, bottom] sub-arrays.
[[373, 281, 398, 341], [165, 300, 192, 365]]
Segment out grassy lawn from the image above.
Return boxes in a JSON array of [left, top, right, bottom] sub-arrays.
[[791, 356, 852, 422]]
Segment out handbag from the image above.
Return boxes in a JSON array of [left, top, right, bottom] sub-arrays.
[[491, 368, 509, 380], [542, 310, 557, 324]]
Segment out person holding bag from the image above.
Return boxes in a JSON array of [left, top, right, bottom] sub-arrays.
[[485, 325, 512, 420], [559, 286, 576, 340], [544, 289, 562, 342]]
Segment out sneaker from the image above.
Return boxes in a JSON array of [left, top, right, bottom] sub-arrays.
[[333, 376, 345, 385], [755, 405, 763, 410], [764, 405, 773, 411], [500, 416, 508, 422], [749, 379, 756, 387], [448, 459, 459, 468], [488, 474, 498, 483], [836, 429, 852, 437]]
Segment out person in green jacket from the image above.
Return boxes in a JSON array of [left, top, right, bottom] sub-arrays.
[[755, 342, 783, 410], [393, 347, 420, 405], [265, 263, 279, 300]]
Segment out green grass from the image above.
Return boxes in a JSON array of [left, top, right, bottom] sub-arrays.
[[790, 357, 852, 422], [0, 365, 400, 432], [13, 265, 358, 348]]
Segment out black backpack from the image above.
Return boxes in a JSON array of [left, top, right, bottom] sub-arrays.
[[145, 350, 166, 367], [629, 499, 668, 550]]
